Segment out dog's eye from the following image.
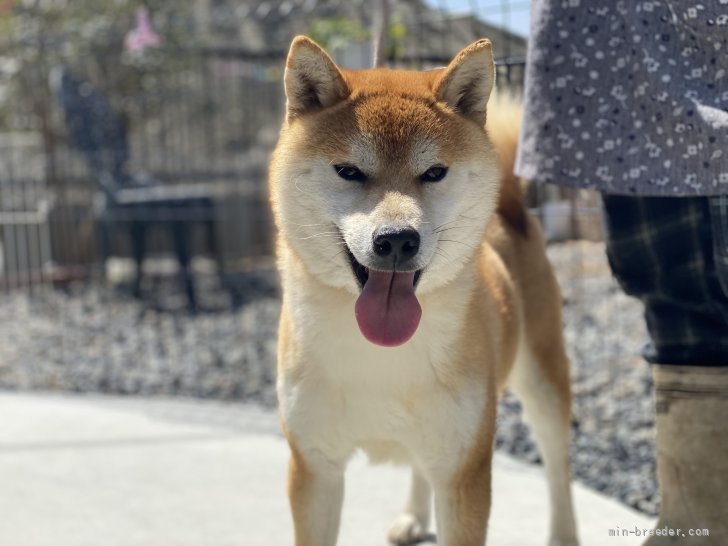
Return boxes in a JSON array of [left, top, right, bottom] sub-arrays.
[[420, 165, 448, 182], [334, 164, 367, 182]]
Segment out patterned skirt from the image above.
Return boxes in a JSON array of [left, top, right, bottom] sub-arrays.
[[516, 1, 728, 196]]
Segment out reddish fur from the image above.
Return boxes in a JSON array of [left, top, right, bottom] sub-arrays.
[[274, 36, 576, 546], [487, 94, 528, 236]]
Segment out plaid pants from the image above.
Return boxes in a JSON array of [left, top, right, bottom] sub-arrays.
[[602, 195, 728, 366]]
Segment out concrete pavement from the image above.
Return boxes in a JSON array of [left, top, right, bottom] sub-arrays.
[[0, 392, 655, 545]]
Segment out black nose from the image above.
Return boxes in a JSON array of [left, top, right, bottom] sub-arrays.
[[372, 227, 420, 261]]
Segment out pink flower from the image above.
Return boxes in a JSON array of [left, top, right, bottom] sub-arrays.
[[124, 7, 162, 54]]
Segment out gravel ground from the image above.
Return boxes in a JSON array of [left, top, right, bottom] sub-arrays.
[[0, 241, 658, 515], [497, 241, 658, 515], [0, 271, 281, 406]]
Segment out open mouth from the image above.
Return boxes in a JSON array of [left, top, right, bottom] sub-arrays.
[[345, 244, 424, 347], [345, 247, 422, 290]]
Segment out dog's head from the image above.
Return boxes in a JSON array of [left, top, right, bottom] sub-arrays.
[[270, 37, 499, 346]]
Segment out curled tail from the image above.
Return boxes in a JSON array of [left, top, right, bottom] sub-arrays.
[[487, 93, 528, 236]]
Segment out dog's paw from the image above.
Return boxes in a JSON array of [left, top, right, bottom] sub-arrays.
[[387, 513, 429, 545]]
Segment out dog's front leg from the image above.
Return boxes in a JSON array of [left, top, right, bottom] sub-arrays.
[[288, 446, 345, 546], [432, 453, 492, 546]]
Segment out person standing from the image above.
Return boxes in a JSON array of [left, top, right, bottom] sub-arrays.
[[516, 2, 728, 544]]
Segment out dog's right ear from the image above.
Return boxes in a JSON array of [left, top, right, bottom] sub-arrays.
[[284, 36, 350, 119]]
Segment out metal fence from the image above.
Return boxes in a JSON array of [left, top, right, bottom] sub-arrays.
[[0, 4, 657, 516], [2, 47, 284, 288], [0, 48, 524, 296]]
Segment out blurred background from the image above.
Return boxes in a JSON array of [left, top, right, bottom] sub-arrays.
[[0, 0, 656, 516]]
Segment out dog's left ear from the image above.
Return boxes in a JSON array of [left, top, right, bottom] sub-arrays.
[[284, 36, 350, 120], [434, 39, 495, 126]]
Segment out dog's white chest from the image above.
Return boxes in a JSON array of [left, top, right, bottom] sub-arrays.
[[278, 297, 486, 468]]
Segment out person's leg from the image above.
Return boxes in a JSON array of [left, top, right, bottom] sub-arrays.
[[647, 365, 728, 545], [602, 194, 728, 545], [709, 195, 728, 299], [603, 195, 728, 364]]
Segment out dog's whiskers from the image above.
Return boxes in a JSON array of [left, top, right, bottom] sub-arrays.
[[432, 224, 480, 235], [433, 249, 450, 261], [296, 231, 343, 240], [439, 238, 478, 250], [432, 215, 488, 232], [327, 248, 350, 263], [434, 243, 453, 260], [290, 222, 328, 228]]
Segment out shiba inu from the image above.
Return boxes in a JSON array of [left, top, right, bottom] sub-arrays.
[[269, 35, 580, 546]]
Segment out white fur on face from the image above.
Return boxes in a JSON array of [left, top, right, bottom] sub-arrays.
[[415, 157, 499, 293], [274, 134, 499, 295]]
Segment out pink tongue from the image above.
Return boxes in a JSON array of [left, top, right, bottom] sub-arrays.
[[355, 270, 422, 347]]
